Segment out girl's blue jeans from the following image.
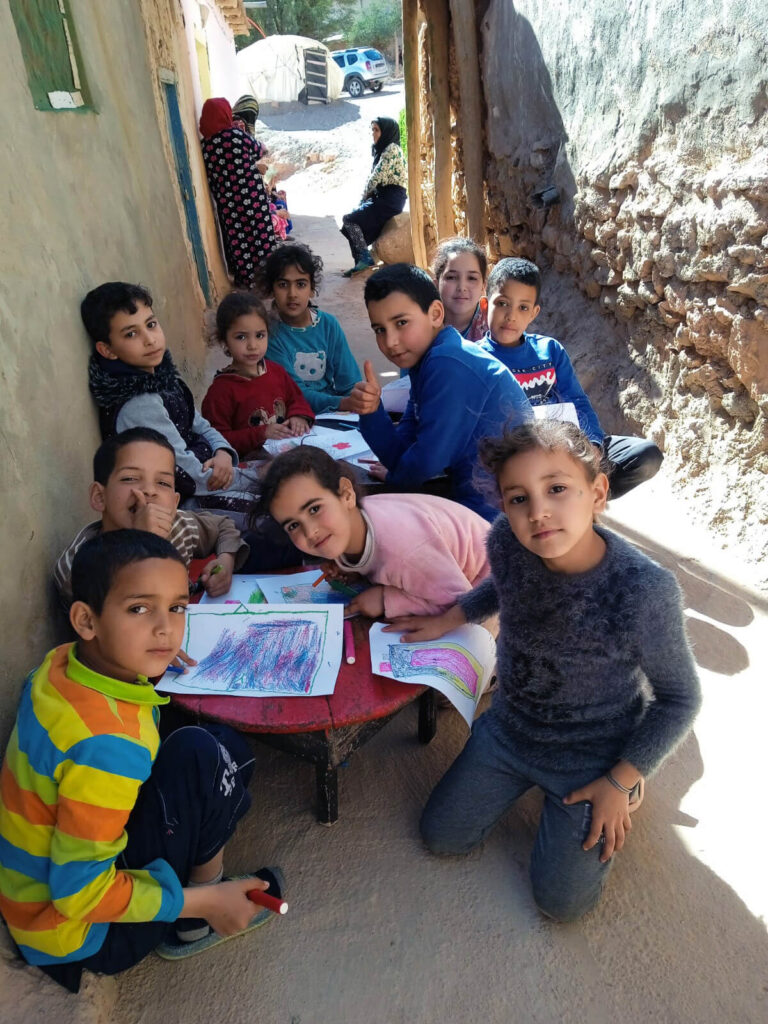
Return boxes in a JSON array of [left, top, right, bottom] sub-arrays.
[[420, 710, 614, 921]]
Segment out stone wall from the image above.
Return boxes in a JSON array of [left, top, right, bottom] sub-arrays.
[[480, 0, 768, 566]]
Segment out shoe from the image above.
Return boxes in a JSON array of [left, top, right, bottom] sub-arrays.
[[155, 866, 285, 961], [342, 254, 375, 278]]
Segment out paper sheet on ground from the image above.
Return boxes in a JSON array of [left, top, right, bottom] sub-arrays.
[[158, 604, 343, 697], [199, 575, 266, 605], [533, 402, 579, 426], [254, 568, 362, 605], [369, 622, 496, 728], [262, 424, 369, 460]]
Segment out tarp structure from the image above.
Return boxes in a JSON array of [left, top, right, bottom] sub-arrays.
[[236, 35, 344, 103]]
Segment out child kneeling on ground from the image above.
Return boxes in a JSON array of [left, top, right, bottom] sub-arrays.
[[388, 421, 700, 921], [0, 531, 283, 992]]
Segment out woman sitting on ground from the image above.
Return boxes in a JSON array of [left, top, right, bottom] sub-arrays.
[[340, 117, 407, 277]]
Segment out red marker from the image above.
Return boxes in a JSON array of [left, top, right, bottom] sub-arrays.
[[344, 619, 356, 664], [247, 888, 288, 915]]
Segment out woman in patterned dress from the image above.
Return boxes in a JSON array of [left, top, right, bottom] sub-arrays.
[[199, 97, 277, 288], [341, 117, 408, 276]]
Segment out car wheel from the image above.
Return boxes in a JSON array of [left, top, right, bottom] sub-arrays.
[[369, 81, 383, 92], [347, 75, 364, 98]]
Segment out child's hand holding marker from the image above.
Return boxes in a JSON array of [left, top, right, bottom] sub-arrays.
[[343, 360, 382, 416], [199, 555, 235, 598], [168, 648, 198, 674], [345, 584, 385, 620]]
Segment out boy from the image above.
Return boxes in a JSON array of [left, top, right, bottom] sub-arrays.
[[53, 428, 250, 606], [82, 282, 260, 522], [347, 263, 532, 522], [0, 531, 283, 992], [479, 257, 663, 498]]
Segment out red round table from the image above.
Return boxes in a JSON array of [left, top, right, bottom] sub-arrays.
[[169, 615, 437, 824]]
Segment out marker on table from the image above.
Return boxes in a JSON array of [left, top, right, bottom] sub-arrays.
[[247, 888, 288, 915], [344, 619, 356, 664], [357, 458, 379, 464]]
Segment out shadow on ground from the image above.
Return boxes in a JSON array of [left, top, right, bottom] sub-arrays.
[[258, 85, 402, 132]]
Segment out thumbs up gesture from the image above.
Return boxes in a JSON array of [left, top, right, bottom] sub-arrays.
[[339, 360, 382, 416]]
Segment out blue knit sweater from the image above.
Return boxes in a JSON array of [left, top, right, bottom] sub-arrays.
[[460, 520, 701, 776]]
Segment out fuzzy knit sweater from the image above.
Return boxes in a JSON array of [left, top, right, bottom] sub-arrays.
[[459, 520, 701, 776]]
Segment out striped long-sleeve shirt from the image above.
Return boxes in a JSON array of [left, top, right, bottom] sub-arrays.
[[0, 644, 184, 966]]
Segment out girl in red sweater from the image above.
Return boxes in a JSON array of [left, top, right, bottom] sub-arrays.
[[202, 292, 314, 459]]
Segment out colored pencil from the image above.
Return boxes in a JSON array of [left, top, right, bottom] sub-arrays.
[[247, 889, 288, 915], [311, 570, 328, 588], [344, 619, 356, 664]]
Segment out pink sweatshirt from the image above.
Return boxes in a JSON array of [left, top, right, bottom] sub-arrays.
[[336, 492, 491, 617]]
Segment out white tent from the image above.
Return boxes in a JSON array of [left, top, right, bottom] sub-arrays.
[[236, 34, 344, 103]]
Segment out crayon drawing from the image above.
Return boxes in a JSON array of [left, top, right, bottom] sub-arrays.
[[255, 570, 362, 606], [262, 425, 370, 461], [158, 605, 343, 698], [279, 583, 348, 605], [381, 642, 482, 698], [199, 576, 266, 606]]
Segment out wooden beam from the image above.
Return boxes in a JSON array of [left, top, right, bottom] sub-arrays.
[[448, 0, 484, 241], [402, 0, 428, 268], [423, 0, 454, 242]]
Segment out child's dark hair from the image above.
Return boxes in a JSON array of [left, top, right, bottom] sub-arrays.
[[258, 446, 362, 518], [486, 257, 541, 305], [363, 263, 440, 312], [93, 428, 175, 485], [479, 421, 603, 484], [259, 242, 323, 295], [71, 529, 185, 614], [216, 291, 269, 344], [432, 237, 488, 282], [81, 282, 153, 345]]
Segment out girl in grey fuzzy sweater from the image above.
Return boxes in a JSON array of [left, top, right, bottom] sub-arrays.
[[393, 421, 701, 921]]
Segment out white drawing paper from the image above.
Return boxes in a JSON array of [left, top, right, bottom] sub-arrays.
[[158, 604, 343, 697], [533, 402, 579, 427], [199, 575, 266, 605], [254, 569, 359, 606], [315, 411, 360, 424], [368, 622, 497, 729], [262, 425, 370, 460]]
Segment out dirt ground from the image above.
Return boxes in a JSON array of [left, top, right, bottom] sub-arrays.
[[4, 84, 767, 1024]]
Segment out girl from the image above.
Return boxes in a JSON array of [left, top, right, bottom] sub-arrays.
[[259, 446, 491, 619], [341, 117, 408, 277], [259, 243, 361, 414], [202, 291, 314, 459], [432, 237, 489, 341], [389, 420, 700, 921]]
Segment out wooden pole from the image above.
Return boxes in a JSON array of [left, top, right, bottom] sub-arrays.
[[448, 0, 484, 241], [423, 0, 454, 242], [402, 0, 428, 267]]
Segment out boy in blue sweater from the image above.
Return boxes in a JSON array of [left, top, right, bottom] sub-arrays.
[[478, 257, 663, 498], [347, 264, 532, 521]]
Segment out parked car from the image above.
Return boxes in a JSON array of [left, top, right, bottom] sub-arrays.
[[331, 48, 389, 97]]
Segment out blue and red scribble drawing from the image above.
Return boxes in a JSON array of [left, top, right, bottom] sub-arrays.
[[193, 618, 322, 693], [382, 643, 482, 698]]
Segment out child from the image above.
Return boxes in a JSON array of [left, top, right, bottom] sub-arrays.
[[479, 257, 663, 498], [388, 421, 700, 921], [0, 530, 283, 992], [258, 243, 361, 414], [83, 282, 261, 523], [345, 263, 532, 522], [259, 446, 491, 619], [53, 428, 250, 607], [433, 237, 489, 341], [202, 292, 314, 459]]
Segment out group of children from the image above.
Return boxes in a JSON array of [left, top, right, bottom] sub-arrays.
[[0, 235, 701, 992]]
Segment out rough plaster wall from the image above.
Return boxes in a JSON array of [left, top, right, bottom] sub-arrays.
[[0, 0, 210, 741], [481, 0, 768, 566]]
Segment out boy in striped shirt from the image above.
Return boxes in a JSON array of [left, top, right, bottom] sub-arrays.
[[0, 530, 282, 991]]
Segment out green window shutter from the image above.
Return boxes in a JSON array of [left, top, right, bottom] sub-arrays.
[[10, 0, 92, 111]]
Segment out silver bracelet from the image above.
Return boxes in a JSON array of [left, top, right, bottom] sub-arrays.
[[605, 771, 637, 795]]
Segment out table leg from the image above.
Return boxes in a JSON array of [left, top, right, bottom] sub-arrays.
[[418, 689, 437, 744], [315, 762, 339, 826]]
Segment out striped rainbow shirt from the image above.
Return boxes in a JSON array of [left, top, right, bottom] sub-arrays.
[[0, 644, 184, 965]]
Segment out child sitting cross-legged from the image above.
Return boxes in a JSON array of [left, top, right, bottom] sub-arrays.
[[258, 242, 362, 414], [0, 530, 284, 993], [83, 282, 261, 526], [259, 445, 491, 619], [345, 263, 532, 522], [479, 257, 663, 498], [202, 291, 314, 459], [388, 420, 701, 922], [53, 427, 250, 609]]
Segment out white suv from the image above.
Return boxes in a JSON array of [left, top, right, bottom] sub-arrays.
[[331, 48, 389, 98]]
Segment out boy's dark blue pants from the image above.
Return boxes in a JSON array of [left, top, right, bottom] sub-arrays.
[[40, 724, 254, 993]]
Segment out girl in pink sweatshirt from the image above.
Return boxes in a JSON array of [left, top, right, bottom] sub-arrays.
[[259, 446, 490, 619]]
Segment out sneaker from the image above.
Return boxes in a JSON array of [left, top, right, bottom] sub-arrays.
[[342, 254, 375, 278], [155, 866, 285, 961]]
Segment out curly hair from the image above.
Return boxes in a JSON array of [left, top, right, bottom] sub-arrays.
[[479, 420, 604, 484], [257, 242, 323, 296]]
